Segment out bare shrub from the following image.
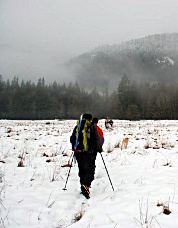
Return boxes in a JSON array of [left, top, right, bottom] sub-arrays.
[[0, 169, 5, 183], [42, 153, 49, 157], [114, 142, 120, 148], [0, 166, 6, 226], [144, 145, 150, 149], [153, 146, 160, 149], [50, 145, 67, 157], [46, 159, 52, 163], [163, 205, 171, 215], [46, 191, 60, 208], [157, 199, 172, 215], [7, 128, 12, 133], [144, 139, 152, 149], [17, 159, 25, 167], [157, 201, 163, 207], [17, 149, 26, 167], [163, 160, 172, 167], [51, 163, 60, 182], [134, 197, 161, 227], [73, 211, 83, 222]]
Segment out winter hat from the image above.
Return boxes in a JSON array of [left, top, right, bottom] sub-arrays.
[[83, 113, 92, 121], [92, 117, 98, 124]]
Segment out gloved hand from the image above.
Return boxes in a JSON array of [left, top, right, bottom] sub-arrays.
[[97, 148, 103, 153]]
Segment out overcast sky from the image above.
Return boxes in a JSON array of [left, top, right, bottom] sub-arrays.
[[0, 0, 178, 83]]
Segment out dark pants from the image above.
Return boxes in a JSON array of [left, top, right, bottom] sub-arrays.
[[75, 152, 97, 187]]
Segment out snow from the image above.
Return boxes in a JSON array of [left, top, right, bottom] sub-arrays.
[[156, 56, 174, 68], [1, 119, 178, 227]]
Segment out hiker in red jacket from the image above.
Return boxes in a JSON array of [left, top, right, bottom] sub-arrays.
[[92, 117, 104, 145]]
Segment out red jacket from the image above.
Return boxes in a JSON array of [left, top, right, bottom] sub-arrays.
[[95, 124, 104, 145]]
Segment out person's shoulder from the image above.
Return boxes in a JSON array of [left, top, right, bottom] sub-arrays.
[[90, 124, 97, 131], [97, 125, 102, 130]]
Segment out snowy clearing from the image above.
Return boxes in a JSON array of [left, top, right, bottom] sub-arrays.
[[0, 119, 178, 227]]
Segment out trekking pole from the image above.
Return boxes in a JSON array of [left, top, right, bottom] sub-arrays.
[[100, 153, 114, 191], [67, 151, 74, 166], [62, 153, 75, 191]]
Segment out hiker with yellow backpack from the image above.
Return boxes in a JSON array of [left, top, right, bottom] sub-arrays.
[[70, 113, 102, 199]]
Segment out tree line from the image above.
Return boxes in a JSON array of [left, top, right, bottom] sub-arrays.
[[1, 75, 178, 120]]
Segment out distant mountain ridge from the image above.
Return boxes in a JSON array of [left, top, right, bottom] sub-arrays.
[[67, 33, 178, 90]]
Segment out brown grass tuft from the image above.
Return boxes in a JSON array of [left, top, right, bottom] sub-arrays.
[[74, 211, 83, 222], [163, 206, 171, 215], [17, 160, 24, 167]]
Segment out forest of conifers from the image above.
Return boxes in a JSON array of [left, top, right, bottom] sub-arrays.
[[1, 75, 178, 120]]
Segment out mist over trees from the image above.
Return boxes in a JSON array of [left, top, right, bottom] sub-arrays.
[[1, 33, 178, 120], [67, 33, 178, 91], [1, 75, 178, 120]]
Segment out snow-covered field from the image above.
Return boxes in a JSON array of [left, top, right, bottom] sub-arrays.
[[1, 119, 178, 227]]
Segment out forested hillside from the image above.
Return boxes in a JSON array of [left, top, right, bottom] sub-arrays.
[[67, 33, 178, 91], [1, 33, 178, 120], [1, 75, 178, 120]]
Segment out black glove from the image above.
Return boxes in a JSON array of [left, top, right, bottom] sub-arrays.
[[97, 148, 103, 153]]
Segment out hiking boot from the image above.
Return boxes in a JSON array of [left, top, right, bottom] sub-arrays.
[[81, 184, 90, 199]]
